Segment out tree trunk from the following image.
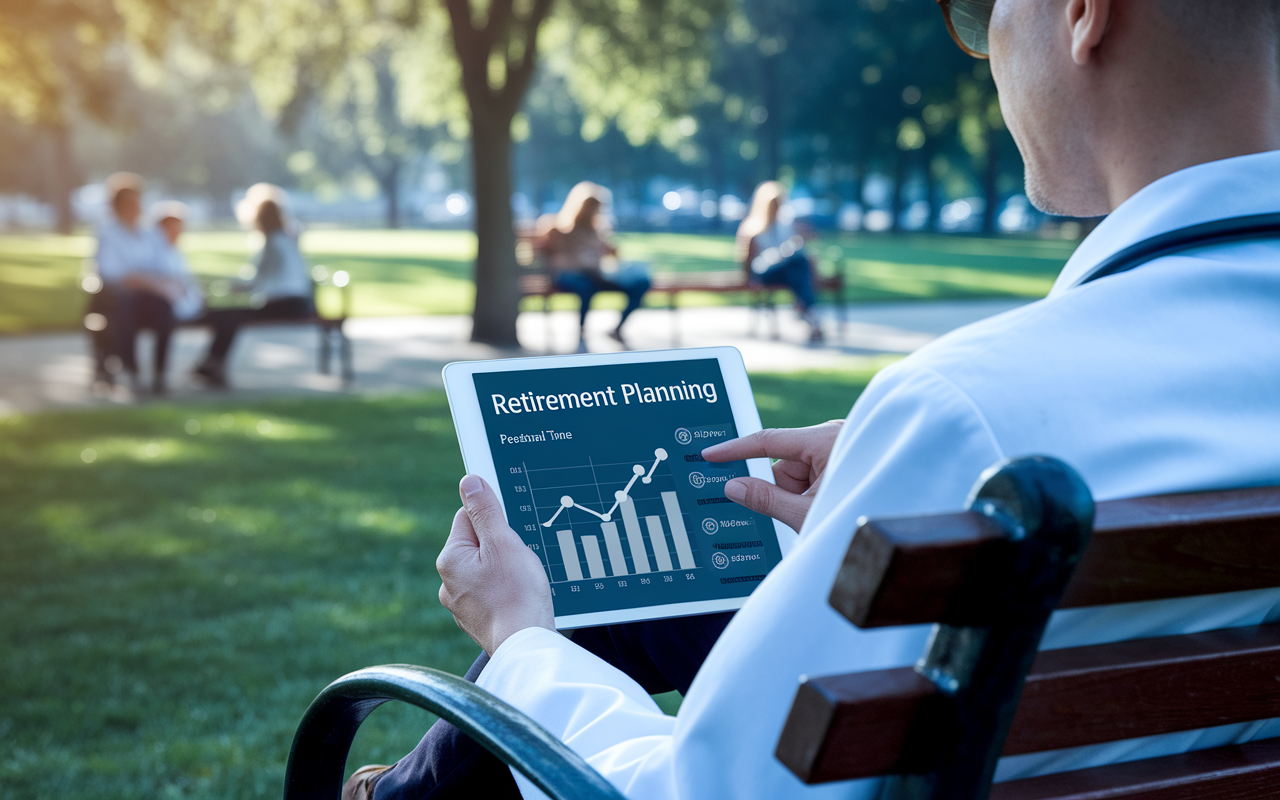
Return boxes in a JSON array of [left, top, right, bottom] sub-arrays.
[[981, 131, 1000, 235], [760, 55, 781, 181], [469, 110, 520, 346], [706, 134, 724, 231], [442, 0, 552, 347], [382, 158, 401, 229], [50, 123, 77, 235], [890, 150, 906, 232], [923, 143, 941, 232], [852, 155, 867, 211]]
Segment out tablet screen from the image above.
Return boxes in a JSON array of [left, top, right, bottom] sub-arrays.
[[472, 357, 784, 623]]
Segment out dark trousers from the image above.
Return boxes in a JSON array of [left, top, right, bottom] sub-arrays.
[[86, 292, 112, 377], [201, 296, 314, 363], [89, 286, 177, 382], [757, 253, 817, 311], [553, 270, 651, 329], [373, 611, 734, 800]]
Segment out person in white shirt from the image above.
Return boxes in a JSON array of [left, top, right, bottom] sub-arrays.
[[737, 181, 822, 342], [91, 173, 178, 395], [151, 201, 206, 324], [352, 1, 1280, 799], [193, 188, 314, 388]]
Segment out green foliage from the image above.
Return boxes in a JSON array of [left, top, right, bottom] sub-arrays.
[[0, 0, 128, 126], [698, 0, 1009, 191], [544, 0, 729, 147], [160, 0, 730, 158], [0, 374, 867, 798]]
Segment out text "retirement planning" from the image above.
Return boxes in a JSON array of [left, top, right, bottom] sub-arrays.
[[491, 380, 719, 415]]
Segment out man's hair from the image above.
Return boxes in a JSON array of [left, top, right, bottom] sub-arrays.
[[1159, 0, 1280, 60]]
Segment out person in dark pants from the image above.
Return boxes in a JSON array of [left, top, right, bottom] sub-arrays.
[[344, 612, 734, 800], [193, 192, 314, 388], [91, 173, 186, 396], [112, 288, 177, 392], [540, 182, 651, 352], [736, 181, 823, 342]]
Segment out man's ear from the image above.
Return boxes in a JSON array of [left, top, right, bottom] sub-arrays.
[[1066, 0, 1111, 66]]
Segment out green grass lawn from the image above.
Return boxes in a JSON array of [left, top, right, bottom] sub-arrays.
[[0, 370, 875, 799], [0, 229, 1077, 334]]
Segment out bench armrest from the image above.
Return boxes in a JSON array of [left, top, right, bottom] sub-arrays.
[[283, 664, 626, 800]]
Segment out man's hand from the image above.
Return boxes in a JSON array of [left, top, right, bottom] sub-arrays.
[[701, 421, 843, 531], [436, 475, 555, 655]]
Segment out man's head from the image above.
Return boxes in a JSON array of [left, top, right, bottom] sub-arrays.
[[105, 172, 144, 228], [950, 0, 1280, 216]]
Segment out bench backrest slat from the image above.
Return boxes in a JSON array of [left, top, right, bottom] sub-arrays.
[[1006, 624, 1280, 755], [1061, 486, 1280, 608], [831, 486, 1280, 629], [775, 623, 1280, 783], [989, 738, 1280, 800]]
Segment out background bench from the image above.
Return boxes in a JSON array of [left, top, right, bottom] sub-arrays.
[[515, 231, 846, 347], [82, 265, 354, 386]]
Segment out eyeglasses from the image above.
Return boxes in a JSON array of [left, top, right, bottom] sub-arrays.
[[936, 0, 995, 59]]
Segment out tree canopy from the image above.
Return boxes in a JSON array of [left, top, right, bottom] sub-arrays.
[[0, 0, 1026, 300]]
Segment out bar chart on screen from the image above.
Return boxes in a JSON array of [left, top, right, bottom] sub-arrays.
[[521, 447, 701, 584]]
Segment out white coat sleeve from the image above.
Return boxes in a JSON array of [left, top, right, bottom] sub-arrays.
[[476, 364, 1006, 799]]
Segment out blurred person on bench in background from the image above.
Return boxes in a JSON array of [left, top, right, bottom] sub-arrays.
[[737, 180, 823, 342], [91, 173, 181, 396], [349, 1, 1280, 799], [151, 201, 206, 327], [193, 184, 314, 388], [540, 181, 650, 352]]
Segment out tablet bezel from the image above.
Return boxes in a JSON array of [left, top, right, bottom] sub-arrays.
[[442, 346, 797, 629]]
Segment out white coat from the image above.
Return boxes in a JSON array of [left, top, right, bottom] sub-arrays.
[[476, 151, 1280, 799]]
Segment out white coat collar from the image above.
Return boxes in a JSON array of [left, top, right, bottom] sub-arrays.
[[1051, 149, 1280, 297]]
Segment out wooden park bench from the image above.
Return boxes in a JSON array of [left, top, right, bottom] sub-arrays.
[[82, 265, 354, 386], [516, 231, 847, 347], [280, 456, 1280, 800]]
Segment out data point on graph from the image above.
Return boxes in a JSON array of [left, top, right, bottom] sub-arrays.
[[641, 477, 652, 484], [655, 448, 668, 460], [560, 495, 574, 508], [602, 514, 612, 522], [615, 490, 627, 502], [633, 464, 646, 475]]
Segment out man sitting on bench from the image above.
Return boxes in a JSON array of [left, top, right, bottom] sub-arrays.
[[351, 1, 1280, 798], [91, 172, 182, 396]]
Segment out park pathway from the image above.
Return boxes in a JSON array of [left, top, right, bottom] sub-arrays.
[[0, 299, 1027, 414]]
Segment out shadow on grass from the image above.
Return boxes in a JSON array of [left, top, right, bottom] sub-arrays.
[[0, 372, 871, 798]]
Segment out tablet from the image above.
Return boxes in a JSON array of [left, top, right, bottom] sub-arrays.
[[443, 347, 796, 629]]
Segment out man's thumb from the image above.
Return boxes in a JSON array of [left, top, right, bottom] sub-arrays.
[[723, 477, 807, 530], [460, 475, 505, 534]]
